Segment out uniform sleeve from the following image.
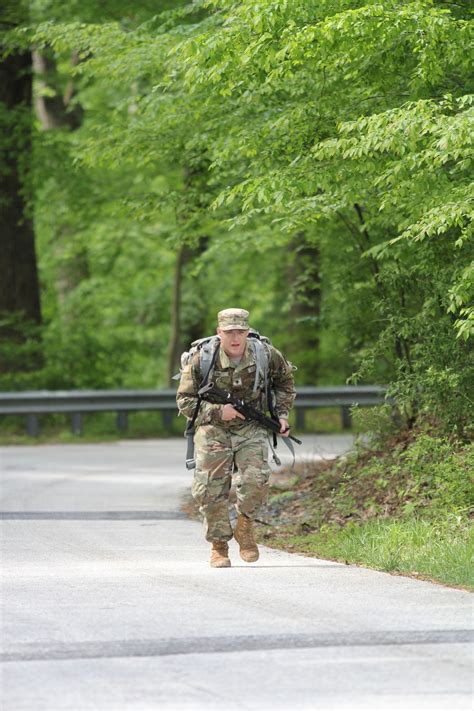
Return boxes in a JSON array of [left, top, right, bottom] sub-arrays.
[[176, 354, 223, 426], [269, 346, 296, 419]]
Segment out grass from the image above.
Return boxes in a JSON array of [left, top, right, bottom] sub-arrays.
[[258, 429, 474, 590], [291, 407, 356, 434], [266, 517, 473, 589]]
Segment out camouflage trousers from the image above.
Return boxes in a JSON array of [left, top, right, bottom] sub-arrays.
[[192, 421, 271, 542]]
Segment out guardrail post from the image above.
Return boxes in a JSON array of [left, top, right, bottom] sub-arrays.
[[296, 408, 305, 431], [116, 411, 128, 434], [71, 413, 83, 436], [26, 414, 39, 437], [162, 410, 174, 433], [341, 406, 352, 429]]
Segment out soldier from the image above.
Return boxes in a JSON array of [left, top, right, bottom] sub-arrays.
[[176, 308, 296, 568]]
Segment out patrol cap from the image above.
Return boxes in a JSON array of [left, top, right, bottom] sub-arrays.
[[217, 308, 250, 331]]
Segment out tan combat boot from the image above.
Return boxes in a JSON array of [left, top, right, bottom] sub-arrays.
[[210, 541, 231, 568], [234, 513, 259, 562]]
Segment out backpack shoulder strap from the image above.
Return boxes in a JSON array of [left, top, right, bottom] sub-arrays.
[[198, 335, 220, 386], [249, 338, 271, 393]]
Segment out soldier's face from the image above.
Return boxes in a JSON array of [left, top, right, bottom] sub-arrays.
[[217, 328, 249, 358]]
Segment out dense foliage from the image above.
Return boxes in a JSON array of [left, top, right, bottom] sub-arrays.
[[1, 0, 472, 438]]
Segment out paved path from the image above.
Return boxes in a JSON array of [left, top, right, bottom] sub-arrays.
[[0, 437, 472, 711]]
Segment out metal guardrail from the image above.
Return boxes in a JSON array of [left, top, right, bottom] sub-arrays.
[[0, 386, 388, 437]]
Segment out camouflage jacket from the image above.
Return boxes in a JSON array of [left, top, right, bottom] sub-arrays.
[[176, 341, 296, 429]]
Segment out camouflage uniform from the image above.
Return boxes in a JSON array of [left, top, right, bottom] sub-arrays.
[[177, 336, 295, 542]]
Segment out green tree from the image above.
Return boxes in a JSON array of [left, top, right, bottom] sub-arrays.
[[155, 0, 473, 433], [0, 2, 42, 374]]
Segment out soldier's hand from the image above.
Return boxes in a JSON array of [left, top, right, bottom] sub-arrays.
[[222, 404, 246, 421], [279, 418, 290, 437]]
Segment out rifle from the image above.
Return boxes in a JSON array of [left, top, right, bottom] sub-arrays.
[[197, 381, 302, 445]]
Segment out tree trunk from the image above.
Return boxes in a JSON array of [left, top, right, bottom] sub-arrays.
[[167, 159, 211, 385], [33, 48, 88, 323], [167, 244, 188, 386], [286, 234, 322, 384], [166, 237, 209, 386], [0, 50, 42, 371], [32, 49, 83, 130]]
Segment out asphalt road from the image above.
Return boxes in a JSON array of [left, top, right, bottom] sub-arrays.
[[0, 436, 472, 711]]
